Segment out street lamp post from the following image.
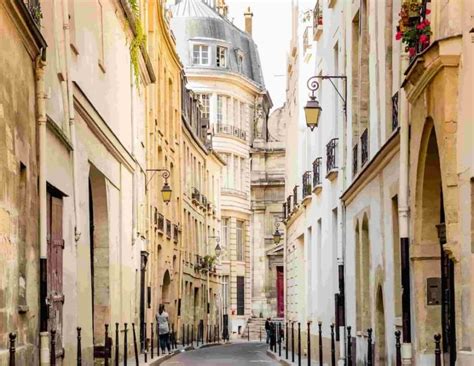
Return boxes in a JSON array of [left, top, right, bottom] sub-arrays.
[[273, 222, 282, 245]]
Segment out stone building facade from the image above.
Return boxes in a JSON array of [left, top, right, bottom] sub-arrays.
[[282, 0, 474, 365], [170, 0, 280, 336], [0, 1, 46, 364]]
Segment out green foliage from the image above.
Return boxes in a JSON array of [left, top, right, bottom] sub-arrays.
[[128, 0, 146, 88]]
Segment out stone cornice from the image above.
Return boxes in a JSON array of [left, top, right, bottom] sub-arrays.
[[402, 35, 462, 103]]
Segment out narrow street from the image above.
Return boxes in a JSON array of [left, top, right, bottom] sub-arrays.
[[162, 343, 278, 366]]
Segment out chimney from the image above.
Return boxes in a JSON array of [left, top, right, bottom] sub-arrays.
[[244, 7, 253, 36]]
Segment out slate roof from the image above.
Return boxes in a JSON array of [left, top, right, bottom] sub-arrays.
[[170, 0, 266, 90]]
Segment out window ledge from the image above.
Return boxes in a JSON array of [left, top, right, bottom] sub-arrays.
[[326, 169, 338, 181], [312, 184, 323, 195]]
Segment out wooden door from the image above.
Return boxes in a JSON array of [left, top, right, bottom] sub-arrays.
[[47, 193, 64, 358], [276, 267, 284, 318]]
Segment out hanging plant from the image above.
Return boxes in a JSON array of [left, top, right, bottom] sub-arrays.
[[128, 0, 146, 87], [395, 1, 431, 58]]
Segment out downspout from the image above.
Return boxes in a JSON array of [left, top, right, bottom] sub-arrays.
[[36, 50, 49, 366], [399, 80, 412, 363], [62, 0, 81, 242]]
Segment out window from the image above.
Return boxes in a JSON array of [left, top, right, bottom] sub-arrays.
[[233, 99, 239, 128], [222, 276, 230, 312], [217, 95, 224, 123], [234, 157, 240, 190], [237, 54, 244, 72], [222, 218, 229, 257], [216, 46, 228, 68], [236, 221, 244, 261], [237, 276, 245, 315], [193, 44, 209, 65], [197, 94, 210, 120]]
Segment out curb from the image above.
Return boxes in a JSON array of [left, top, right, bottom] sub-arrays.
[[266, 350, 292, 365], [149, 346, 194, 365]]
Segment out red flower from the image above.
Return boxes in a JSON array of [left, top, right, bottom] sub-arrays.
[[416, 23, 425, 30], [425, 9, 431, 15], [419, 34, 428, 44], [395, 31, 403, 40], [423, 19, 431, 26], [409, 47, 416, 57]]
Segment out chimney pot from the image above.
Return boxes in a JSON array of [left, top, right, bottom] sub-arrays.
[[244, 7, 253, 36]]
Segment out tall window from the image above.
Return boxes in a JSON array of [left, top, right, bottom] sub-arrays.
[[217, 95, 224, 123], [193, 44, 209, 65], [237, 54, 244, 72], [236, 276, 245, 315], [234, 157, 240, 190], [222, 276, 230, 312], [222, 217, 229, 259], [216, 46, 227, 68], [233, 99, 239, 128], [197, 94, 210, 120], [236, 221, 244, 261], [97, 0, 105, 69]]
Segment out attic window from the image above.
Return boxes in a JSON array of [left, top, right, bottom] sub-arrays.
[[237, 54, 244, 72], [193, 44, 209, 65], [216, 46, 227, 68]]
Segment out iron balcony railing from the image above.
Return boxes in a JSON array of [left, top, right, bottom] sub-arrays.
[[286, 195, 292, 215], [313, 157, 322, 187], [353, 144, 359, 176], [293, 186, 299, 210], [361, 129, 369, 167], [326, 138, 338, 173], [166, 220, 172, 239], [25, 0, 42, 26], [192, 187, 201, 202], [282, 202, 287, 220], [392, 91, 399, 131], [302, 171, 312, 197], [215, 123, 247, 141]]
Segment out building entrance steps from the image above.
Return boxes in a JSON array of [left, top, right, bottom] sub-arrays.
[[240, 317, 272, 341]]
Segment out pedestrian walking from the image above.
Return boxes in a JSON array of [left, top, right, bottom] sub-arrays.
[[265, 318, 271, 344], [156, 305, 171, 354]]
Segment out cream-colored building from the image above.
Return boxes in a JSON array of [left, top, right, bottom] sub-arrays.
[[170, 0, 275, 336]]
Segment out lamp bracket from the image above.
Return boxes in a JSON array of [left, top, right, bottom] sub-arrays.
[[145, 168, 170, 189], [307, 75, 347, 113]]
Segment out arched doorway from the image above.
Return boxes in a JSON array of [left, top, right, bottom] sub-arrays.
[[162, 270, 171, 305], [417, 124, 456, 364], [375, 286, 386, 364]]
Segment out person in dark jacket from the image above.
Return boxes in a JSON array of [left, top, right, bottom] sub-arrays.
[[265, 318, 271, 344]]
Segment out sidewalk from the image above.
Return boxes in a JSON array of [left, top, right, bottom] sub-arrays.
[[266, 346, 322, 366]]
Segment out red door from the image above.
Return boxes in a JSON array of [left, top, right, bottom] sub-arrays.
[[47, 193, 64, 358], [276, 266, 284, 317]]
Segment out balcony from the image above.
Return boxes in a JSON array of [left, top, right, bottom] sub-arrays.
[[173, 224, 179, 243], [312, 157, 322, 194], [302, 171, 312, 198], [215, 123, 247, 142], [293, 185, 299, 210], [201, 194, 208, 208], [286, 195, 292, 215], [25, 0, 42, 27], [192, 188, 201, 205], [166, 220, 172, 239], [303, 26, 313, 53], [361, 129, 369, 167], [313, 1, 323, 41], [326, 138, 338, 181], [222, 187, 248, 199], [353, 144, 358, 177], [157, 213, 164, 233], [392, 91, 399, 131]]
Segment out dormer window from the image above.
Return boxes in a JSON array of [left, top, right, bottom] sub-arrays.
[[193, 44, 209, 65], [237, 54, 244, 72], [216, 46, 228, 68]]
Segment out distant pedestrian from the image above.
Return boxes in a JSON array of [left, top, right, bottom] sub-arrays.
[[265, 318, 271, 344], [156, 304, 171, 354]]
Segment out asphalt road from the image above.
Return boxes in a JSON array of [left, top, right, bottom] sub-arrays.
[[161, 342, 280, 366]]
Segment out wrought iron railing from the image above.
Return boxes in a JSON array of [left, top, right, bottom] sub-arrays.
[[293, 186, 299, 210], [313, 0, 323, 29], [361, 129, 369, 167], [192, 188, 201, 202], [286, 195, 292, 215], [326, 138, 338, 173], [392, 91, 399, 131], [215, 123, 247, 141], [173, 225, 179, 243], [166, 220, 172, 239], [302, 171, 312, 197], [25, 0, 42, 26], [313, 157, 322, 187], [158, 214, 164, 232], [353, 144, 358, 176]]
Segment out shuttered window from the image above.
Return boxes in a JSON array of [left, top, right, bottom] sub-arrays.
[[237, 276, 245, 315]]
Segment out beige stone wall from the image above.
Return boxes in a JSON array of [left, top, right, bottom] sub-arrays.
[[0, 3, 41, 363]]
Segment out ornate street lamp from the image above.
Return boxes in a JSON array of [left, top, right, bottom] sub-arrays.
[[305, 75, 347, 131], [273, 222, 282, 245], [215, 241, 222, 258], [146, 168, 172, 204]]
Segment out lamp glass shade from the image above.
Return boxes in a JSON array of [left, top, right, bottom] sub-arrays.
[[215, 243, 222, 257], [161, 182, 172, 203], [304, 98, 322, 131], [273, 229, 282, 244]]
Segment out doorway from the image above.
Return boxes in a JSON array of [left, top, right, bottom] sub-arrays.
[[276, 266, 284, 317]]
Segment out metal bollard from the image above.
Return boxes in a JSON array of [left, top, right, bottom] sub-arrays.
[[132, 323, 139, 366], [318, 321, 323, 366], [77, 327, 82, 366], [248, 324, 250, 341], [182, 323, 185, 347], [192, 325, 194, 347], [105, 324, 110, 366], [367, 328, 373, 366], [115, 323, 119, 366], [395, 330, 401, 366], [307, 322, 311, 366], [143, 322, 147, 362], [123, 323, 128, 366], [298, 322, 301, 366], [347, 326, 352, 366], [285, 322, 289, 360], [151, 322, 154, 359], [51, 329, 57, 366], [187, 324, 190, 346], [278, 323, 282, 357], [9, 332, 16, 366], [291, 322, 295, 362], [434, 334, 441, 366], [157, 322, 160, 357], [260, 325, 262, 343], [330, 324, 336, 366]]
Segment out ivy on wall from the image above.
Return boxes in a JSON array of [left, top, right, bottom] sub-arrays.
[[128, 0, 146, 87]]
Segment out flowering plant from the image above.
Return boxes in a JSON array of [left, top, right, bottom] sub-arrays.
[[395, 1, 431, 58]]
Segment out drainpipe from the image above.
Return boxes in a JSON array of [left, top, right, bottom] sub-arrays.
[[62, 0, 81, 243], [399, 83, 412, 364], [36, 50, 50, 366]]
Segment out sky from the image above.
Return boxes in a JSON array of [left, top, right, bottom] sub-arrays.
[[225, 0, 293, 110]]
